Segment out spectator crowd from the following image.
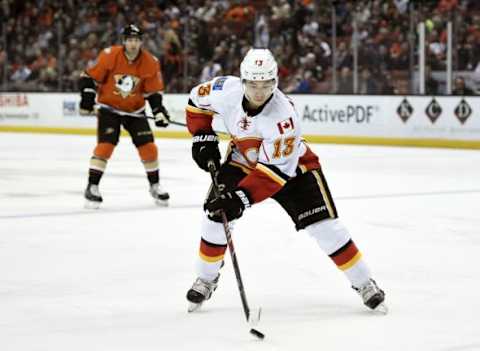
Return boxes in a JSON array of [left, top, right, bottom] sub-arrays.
[[1, 0, 479, 95]]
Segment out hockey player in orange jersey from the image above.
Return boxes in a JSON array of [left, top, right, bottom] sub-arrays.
[[185, 48, 387, 314], [79, 24, 170, 208]]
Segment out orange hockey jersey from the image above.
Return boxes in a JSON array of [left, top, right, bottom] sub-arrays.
[[86, 45, 164, 113]]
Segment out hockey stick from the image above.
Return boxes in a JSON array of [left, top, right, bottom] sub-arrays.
[[90, 105, 189, 127], [207, 160, 265, 340], [148, 117, 191, 129], [89, 105, 229, 135], [152, 117, 229, 136]]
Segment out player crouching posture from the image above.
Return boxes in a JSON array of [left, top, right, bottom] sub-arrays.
[[79, 24, 170, 209], [185, 48, 387, 313]]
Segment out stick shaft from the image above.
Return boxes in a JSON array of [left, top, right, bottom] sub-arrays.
[[208, 161, 251, 322], [92, 105, 228, 134]]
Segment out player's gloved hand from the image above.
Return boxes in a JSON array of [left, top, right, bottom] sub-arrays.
[[79, 91, 96, 115], [204, 189, 251, 221], [154, 105, 170, 128], [192, 132, 221, 172]]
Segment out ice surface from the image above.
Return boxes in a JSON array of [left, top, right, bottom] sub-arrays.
[[1, 133, 479, 351]]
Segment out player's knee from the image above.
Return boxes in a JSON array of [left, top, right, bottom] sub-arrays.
[[305, 218, 351, 255], [137, 142, 158, 162], [94, 142, 115, 159], [200, 216, 228, 245]]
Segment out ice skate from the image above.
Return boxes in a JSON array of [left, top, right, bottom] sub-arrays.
[[186, 275, 219, 312], [150, 183, 169, 206], [353, 279, 388, 314], [84, 184, 102, 209]]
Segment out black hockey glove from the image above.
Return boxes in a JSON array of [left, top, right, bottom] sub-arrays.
[[204, 189, 251, 221], [148, 93, 170, 128], [192, 132, 221, 172], [153, 105, 170, 128], [79, 75, 96, 115]]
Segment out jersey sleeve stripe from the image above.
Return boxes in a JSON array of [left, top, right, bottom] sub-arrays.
[[186, 104, 215, 116], [234, 136, 263, 142], [238, 169, 283, 203], [256, 163, 289, 185], [238, 163, 291, 203], [186, 99, 215, 135], [254, 164, 287, 187]]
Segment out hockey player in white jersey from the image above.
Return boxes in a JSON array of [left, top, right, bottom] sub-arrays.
[[185, 48, 386, 313]]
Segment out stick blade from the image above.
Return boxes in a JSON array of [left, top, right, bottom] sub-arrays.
[[250, 328, 265, 340]]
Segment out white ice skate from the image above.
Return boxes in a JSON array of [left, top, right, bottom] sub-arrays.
[[150, 183, 169, 206], [84, 184, 102, 209], [354, 279, 388, 314], [186, 275, 219, 312]]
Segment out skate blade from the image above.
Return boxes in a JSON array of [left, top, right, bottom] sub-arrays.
[[373, 303, 389, 315], [187, 302, 202, 313], [84, 200, 101, 209], [154, 198, 169, 207]]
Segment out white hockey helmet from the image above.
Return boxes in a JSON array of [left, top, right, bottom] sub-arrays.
[[240, 48, 278, 104], [241, 48, 278, 83]]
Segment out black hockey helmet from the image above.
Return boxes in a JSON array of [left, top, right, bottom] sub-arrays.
[[122, 24, 143, 39]]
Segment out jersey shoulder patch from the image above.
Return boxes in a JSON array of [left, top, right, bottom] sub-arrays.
[[212, 76, 228, 91]]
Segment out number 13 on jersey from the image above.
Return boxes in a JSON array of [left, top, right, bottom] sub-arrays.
[[272, 136, 295, 159]]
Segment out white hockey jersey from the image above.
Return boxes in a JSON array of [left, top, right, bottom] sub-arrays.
[[186, 76, 320, 203]]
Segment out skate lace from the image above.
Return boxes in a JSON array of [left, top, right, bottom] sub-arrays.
[[191, 278, 217, 298], [89, 185, 101, 197], [357, 280, 380, 303]]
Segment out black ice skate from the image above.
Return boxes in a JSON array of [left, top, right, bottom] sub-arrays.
[[150, 183, 169, 206], [353, 279, 388, 314], [84, 184, 102, 209], [186, 275, 219, 312]]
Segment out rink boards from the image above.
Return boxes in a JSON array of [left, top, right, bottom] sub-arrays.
[[0, 92, 479, 149]]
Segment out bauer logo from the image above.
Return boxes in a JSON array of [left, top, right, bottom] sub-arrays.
[[63, 100, 77, 116], [302, 104, 377, 123], [298, 206, 327, 221]]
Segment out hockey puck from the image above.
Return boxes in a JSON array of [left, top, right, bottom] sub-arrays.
[[250, 328, 265, 340]]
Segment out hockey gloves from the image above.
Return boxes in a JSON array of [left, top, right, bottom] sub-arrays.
[[153, 105, 170, 128], [79, 75, 96, 115], [204, 189, 251, 221], [192, 132, 221, 172], [147, 93, 170, 128]]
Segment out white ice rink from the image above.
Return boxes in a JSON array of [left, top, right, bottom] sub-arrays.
[[1, 132, 479, 351]]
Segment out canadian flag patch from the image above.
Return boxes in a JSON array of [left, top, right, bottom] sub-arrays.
[[277, 117, 295, 134]]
